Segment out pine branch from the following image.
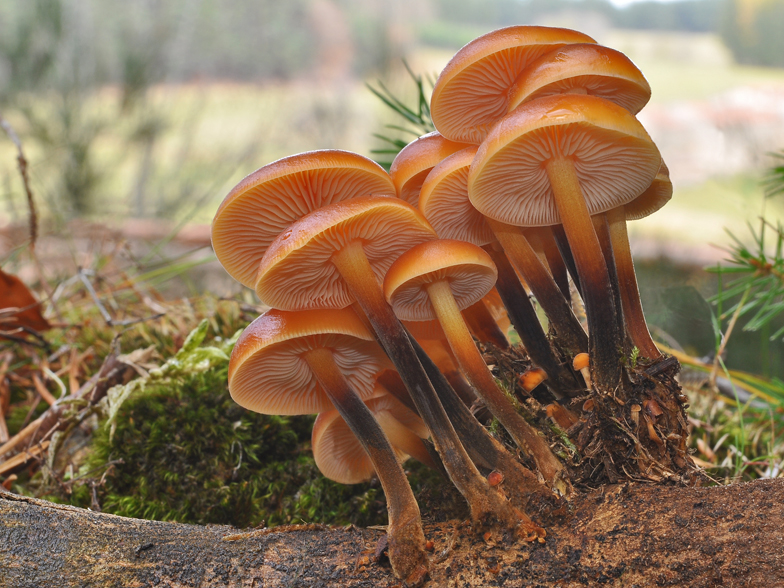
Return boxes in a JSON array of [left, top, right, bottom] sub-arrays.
[[367, 61, 436, 170], [763, 150, 784, 198], [707, 219, 784, 340]]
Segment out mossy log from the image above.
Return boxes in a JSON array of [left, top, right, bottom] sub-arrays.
[[2, 480, 783, 587]]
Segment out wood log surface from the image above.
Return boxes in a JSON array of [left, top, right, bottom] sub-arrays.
[[2, 479, 783, 587]]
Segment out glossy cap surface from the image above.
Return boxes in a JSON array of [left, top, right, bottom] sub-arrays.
[[623, 161, 672, 220], [469, 94, 661, 227], [256, 196, 437, 310], [389, 132, 471, 207], [229, 308, 389, 415], [385, 240, 497, 321], [312, 389, 428, 484], [212, 150, 394, 288], [508, 44, 651, 114], [431, 26, 596, 144], [419, 146, 494, 246]]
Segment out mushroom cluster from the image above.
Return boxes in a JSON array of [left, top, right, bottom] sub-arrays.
[[211, 25, 692, 586]]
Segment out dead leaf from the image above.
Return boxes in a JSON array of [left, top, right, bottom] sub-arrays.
[[0, 269, 51, 332]]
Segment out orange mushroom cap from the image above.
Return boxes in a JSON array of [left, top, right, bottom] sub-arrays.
[[228, 308, 390, 415], [622, 160, 672, 221], [384, 240, 497, 322], [507, 43, 651, 115], [312, 408, 383, 484], [389, 131, 471, 207], [468, 94, 661, 227], [519, 368, 548, 393], [418, 146, 494, 246], [430, 26, 596, 144], [403, 318, 448, 343], [212, 150, 395, 288], [572, 352, 590, 372], [256, 196, 437, 310]]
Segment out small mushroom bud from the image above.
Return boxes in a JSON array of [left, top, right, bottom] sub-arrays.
[[630, 404, 641, 426], [643, 399, 663, 421], [572, 353, 591, 390], [546, 403, 578, 429], [582, 398, 594, 412], [519, 368, 548, 393], [487, 470, 504, 487]]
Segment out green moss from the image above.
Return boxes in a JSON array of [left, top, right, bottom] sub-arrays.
[[32, 320, 459, 528], [52, 364, 391, 528]]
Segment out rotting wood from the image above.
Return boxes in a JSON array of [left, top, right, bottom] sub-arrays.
[[1, 479, 782, 587]]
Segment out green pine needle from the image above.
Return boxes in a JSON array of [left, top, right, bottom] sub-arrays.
[[367, 60, 436, 170]]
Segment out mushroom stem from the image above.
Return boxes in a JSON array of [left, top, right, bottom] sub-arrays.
[[463, 298, 509, 349], [551, 224, 583, 298], [542, 228, 572, 302], [426, 279, 564, 486], [528, 227, 571, 302], [359, 306, 550, 501], [375, 412, 436, 469], [487, 219, 588, 355], [606, 207, 662, 359], [545, 156, 623, 391], [485, 245, 582, 399], [302, 347, 427, 583], [331, 240, 529, 532], [592, 214, 629, 355], [406, 329, 557, 503]]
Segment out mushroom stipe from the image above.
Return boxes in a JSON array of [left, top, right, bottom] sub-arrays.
[[331, 240, 535, 534], [303, 347, 429, 583], [212, 24, 700, 585]]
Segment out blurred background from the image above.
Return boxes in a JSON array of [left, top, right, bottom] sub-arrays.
[[1, 0, 783, 376]]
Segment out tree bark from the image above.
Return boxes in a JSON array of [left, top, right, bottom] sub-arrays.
[[2, 479, 783, 587]]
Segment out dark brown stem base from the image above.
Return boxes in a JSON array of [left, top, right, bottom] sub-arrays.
[[304, 348, 428, 584], [488, 220, 588, 356], [332, 241, 533, 536], [592, 213, 630, 356], [486, 245, 582, 399], [405, 329, 557, 510], [571, 354, 697, 485]]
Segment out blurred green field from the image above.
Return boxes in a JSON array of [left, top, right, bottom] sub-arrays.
[[1, 32, 783, 237]]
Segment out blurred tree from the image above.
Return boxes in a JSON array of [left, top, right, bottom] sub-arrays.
[[0, 0, 106, 218], [721, 0, 784, 67], [429, 0, 722, 32]]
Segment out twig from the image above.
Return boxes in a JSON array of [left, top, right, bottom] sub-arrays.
[[0, 322, 52, 349], [31, 373, 57, 407], [0, 111, 62, 324], [0, 441, 50, 477], [0, 342, 133, 464], [0, 353, 11, 443], [78, 269, 164, 327], [0, 113, 36, 247], [0, 330, 50, 348], [222, 523, 328, 542]]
